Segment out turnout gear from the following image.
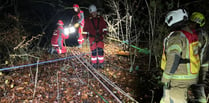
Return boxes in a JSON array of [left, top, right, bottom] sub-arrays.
[[190, 12, 205, 27], [89, 4, 97, 13], [165, 9, 188, 27], [161, 30, 201, 84], [72, 4, 84, 45], [190, 12, 208, 103], [160, 9, 202, 103], [84, 9, 107, 67], [51, 20, 69, 54]]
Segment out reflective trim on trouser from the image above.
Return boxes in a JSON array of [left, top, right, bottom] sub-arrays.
[[91, 49, 97, 63], [163, 72, 198, 80], [78, 38, 84, 44], [55, 47, 67, 54], [78, 27, 84, 44], [97, 48, 104, 63], [161, 86, 188, 103], [98, 56, 104, 63], [91, 56, 97, 64]]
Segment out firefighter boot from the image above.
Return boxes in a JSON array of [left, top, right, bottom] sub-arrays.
[[98, 63, 104, 69], [92, 63, 97, 69]]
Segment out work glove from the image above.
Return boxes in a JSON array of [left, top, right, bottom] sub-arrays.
[[164, 82, 171, 89], [74, 23, 80, 28]]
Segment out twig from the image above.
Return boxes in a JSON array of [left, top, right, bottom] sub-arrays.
[[150, 90, 154, 103], [56, 71, 60, 103], [9, 54, 40, 100], [13, 34, 42, 50], [29, 67, 34, 82], [33, 58, 39, 100]]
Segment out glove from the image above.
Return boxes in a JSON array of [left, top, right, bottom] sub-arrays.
[[164, 82, 171, 89], [74, 23, 80, 28]]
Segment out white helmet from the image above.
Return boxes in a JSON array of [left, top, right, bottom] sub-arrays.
[[89, 4, 97, 13], [165, 9, 188, 27]]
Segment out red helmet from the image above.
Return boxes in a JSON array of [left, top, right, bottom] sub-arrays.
[[73, 4, 79, 8], [57, 20, 64, 25]]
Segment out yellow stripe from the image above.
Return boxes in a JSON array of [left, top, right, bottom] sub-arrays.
[[167, 44, 182, 53], [163, 72, 198, 80]]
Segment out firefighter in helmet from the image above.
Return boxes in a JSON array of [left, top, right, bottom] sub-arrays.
[[73, 4, 85, 48], [189, 12, 208, 103], [160, 9, 202, 103], [83, 5, 107, 68], [51, 20, 69, 54]]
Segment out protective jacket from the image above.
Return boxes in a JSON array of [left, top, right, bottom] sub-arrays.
[[195, 29, 209, 85], [84, 15, 107, 64], [77, 10, 85, 44], [161, 29, 201, 86], [84, 15, 107, 50], [51, 26, 69, 54]]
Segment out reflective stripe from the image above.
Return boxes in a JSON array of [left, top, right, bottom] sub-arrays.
[[83, 32, 89, 34], [201, 63, 209, 67], [78, 39, 84, 41], [167, 44, 182, 53], [98, 57, 104, 60], [52, 44, 59, 46], [91, 57, 97, 61], [103, 28, 107, 32], [163, 72, 198, 80], [58, 48, 61, 54]]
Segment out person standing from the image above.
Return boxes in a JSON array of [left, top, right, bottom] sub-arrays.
[[160, 9, 202, 103], [51, 20, 69, 54], [189, 12, 208, 103], [83, 5, 107, 68], [73, 4, 85, 48]]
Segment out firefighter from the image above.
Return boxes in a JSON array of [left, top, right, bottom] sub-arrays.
[[84, 5, 107, 68], [160, 9, 202, 103], [73, 4, 84, 48], [189, 12, 208, 103], [51, 20, 69, 54]]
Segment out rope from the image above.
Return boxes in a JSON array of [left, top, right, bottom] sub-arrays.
[[0, 52, 89, 71], [107, 37, 150, 54]]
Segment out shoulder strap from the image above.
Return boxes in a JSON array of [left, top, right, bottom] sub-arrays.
[[91, 17, 100, 32]]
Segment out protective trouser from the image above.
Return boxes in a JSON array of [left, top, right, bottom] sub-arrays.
[[91, 48, 104, 64], [160, 85, 188, 103], [78, 27, 84, 45]]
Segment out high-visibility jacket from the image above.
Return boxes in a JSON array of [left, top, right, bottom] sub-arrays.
[[161, 29, 201, 85], [51, 26, 69, 54]]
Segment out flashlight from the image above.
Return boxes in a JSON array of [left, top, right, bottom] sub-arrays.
[[64, 26, 76, 35]]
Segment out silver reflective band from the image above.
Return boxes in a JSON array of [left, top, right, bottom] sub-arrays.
[[59, 48, 61, 54], [78, 39, 84, 41], [52, 44, 59, 46], [201, 63, 208, 67], [98, 57, 104, 60], [83, 32, 89, 34], [103, 28, 107, 32], [163, 72, 198, 79], [91, 58, 97, 61]]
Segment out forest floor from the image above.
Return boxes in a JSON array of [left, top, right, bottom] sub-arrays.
[[0, 39, 208, 103]]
